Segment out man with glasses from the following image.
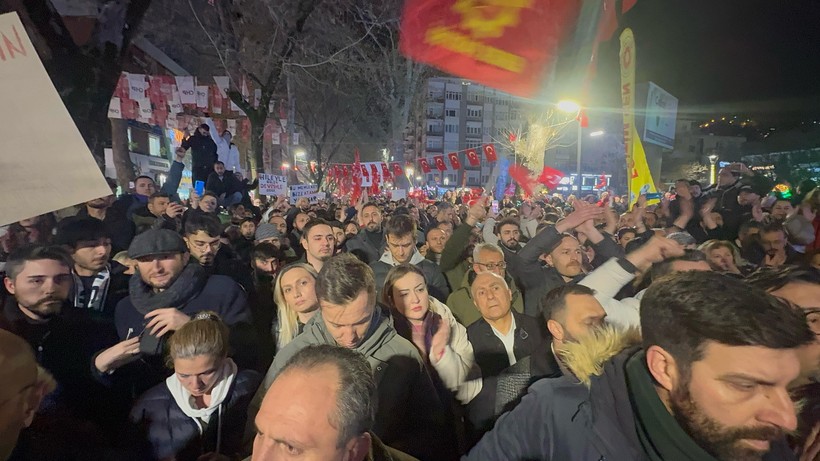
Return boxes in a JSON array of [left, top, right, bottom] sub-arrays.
[[182, 213, 245, 284], [447, 242, 524, 327]]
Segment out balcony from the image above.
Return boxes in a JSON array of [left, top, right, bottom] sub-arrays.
[[426, 111, 444, 120], [428, 92, 445, 102], [426, 127, 444, 136]]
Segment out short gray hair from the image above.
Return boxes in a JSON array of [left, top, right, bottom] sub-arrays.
[[280, 345, 376, 447], [472, 242, 504, 263]]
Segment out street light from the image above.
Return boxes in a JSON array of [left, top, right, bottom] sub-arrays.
[[589, 130, 605, 137], [281, 162, 290, 170], [708, 154, 719, 185], [405, 166, 414, 177], [294, 148, 306, 159], [557, 99, 583, 193]]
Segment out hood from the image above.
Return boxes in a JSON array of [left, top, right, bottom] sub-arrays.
[[305, 305, 397, 358], [559, 324, 642, 386], [379, 248, 425, 266]]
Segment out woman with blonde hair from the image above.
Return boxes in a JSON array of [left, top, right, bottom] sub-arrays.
[[128, 312, 261, 461], [698, 239, 753, 276], [381, 264, 480, 405], [272, 263, 319, 350]]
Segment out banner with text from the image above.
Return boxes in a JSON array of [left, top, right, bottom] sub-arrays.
[[258, 174, 287, 196]]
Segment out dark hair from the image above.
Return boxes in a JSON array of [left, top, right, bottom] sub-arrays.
[[738, 219, 761, 236], [134, 175, 154, 184], [494, 217, 520, 235], [148, 192, 171, 203], [5, 245, 73, 280], [328, 220, 345, 230], [184, 213, 222, 238], [251, 242, 284, 262], [617, 227, 637, 240], [381, 264, 427, 308], [745, 266, 820, 293], [650, 249, 708, 280], [214, 161, 225, 167], [540, 284, 596, 322], [759, 219, 786, 236], [201, 191, 219, 201], [54, 218, 110, 249], [641, 271, 814, 378], [302, 218, 331, 239], [383, 214, 415, 239], [279, 345, 376, 447], [361, 202, 379, 213], [316, 253, 376, 305]]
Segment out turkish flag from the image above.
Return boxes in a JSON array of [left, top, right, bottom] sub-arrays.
[[447, 152, 461, 170], [577, 109, 589, 128], [508, 163, 538, 196], [483, 144, 498, 162], [595, 173, 607, 189], [391, 162, 404, 177], [419, 158, 431, 173], [342, 165, 350, 178], [434, 156, 447, 171], [536, 166, 565, 190], [370, 163, 381, 183], [464, 148, 480, 166], [399, 0, 581, 97], [381, 162, 392, 180], [360, 164, 370, 181]]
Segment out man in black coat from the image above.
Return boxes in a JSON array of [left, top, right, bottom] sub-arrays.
[[205, 161, 244, 208], [181, 124, 218, 185]]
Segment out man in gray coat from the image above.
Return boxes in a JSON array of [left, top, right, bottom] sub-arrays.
[[248, 254, 448, 461]]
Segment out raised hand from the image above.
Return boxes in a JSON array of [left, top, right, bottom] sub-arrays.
[[145, 308, 191, 337], [430, 315, 451, 364]]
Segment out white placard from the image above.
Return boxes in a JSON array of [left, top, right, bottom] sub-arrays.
[[391, 189, 406, 201], [108, 97, 122, 119], [258, 174, 287, 196], [126, 73, 147, 100], [175, 76, 196, 104], [195, 85, 209, 108], [0, 12, 111, 225]]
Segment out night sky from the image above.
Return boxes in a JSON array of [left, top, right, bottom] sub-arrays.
[[590, 0, 820, 123]]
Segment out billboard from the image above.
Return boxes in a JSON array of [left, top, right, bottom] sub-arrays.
[[643, 82, 678, 149]]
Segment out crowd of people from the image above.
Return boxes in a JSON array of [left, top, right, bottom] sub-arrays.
[[1, 156, 819, 461]]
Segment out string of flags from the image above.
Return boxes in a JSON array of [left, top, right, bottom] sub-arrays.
[[416, 144, 498, 173]]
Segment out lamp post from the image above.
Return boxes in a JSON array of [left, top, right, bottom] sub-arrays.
[[557, 100, 582, 194], [708, 154, 719, 185]]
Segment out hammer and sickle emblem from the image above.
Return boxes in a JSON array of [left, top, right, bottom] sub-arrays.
[[452, 0, 534, 39]]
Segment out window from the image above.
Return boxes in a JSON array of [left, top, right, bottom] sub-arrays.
[[467, 107, 482, 118], [466, 140, 482, 149], [426, 138, 442, 149], [468, 93, 483, 103], [448, 174, 457, 182], [445, 109, 458, 117], [446, 91, 462, 100], [148, 134, 162, 157], [445, 124, 459, 133], [466, 126, 481, 135], [484, 127, 490, 135]]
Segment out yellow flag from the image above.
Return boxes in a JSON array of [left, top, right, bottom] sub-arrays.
[[629, 127, 658, 207]]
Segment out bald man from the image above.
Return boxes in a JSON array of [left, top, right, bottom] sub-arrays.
[[0, 330, 53, 461]]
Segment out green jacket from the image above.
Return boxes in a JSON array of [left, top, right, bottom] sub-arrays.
[[447, 270, 525, 327]]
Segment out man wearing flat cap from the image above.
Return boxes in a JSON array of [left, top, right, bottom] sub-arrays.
[[93, 228, 257, 399]]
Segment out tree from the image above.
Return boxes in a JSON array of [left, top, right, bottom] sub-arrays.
[[1, 0, 153, 189], [498, 107, 576, 171]]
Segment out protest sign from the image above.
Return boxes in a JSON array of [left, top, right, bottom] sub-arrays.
[[0, 12, 111, 225], [258, 174, 287, 196], [391, 189, 407, 201], [289, 184, 318, 200]]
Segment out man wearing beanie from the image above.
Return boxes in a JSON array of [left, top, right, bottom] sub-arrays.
[[255, 222, 297, 262], [94, 229, 257, 398]]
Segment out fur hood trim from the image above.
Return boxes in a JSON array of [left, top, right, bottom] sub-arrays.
[[560, 324, 642, 387]]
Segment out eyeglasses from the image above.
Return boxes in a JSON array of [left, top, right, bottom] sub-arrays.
[[190, 240, 221, 251], [476, 261, 507, 270]]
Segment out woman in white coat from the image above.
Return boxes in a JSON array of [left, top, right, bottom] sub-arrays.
[[381, 264, 481, 404]]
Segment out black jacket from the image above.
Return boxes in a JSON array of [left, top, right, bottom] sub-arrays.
[[74, 207, 136, 254], [181, 132, 218, 170], [465, 310, 554, 437], [127, 369, 261, 461], [205, 171, 243, 198]]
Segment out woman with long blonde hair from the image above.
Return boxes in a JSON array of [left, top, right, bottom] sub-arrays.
[[272, 263, 319, 350]]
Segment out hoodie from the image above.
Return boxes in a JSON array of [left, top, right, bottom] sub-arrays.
[[371, 249, 451, 303], [249, 307, 450, 461]]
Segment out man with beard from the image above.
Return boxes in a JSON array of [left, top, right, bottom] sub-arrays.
[[494, 218, 524, 253], [300, 219, 336, 272], [346, 202, 386, 264], [424, 226, 449, 265], [0, 246, 116, 454], [466, 270, 813, 461], [329, 220, 347, 254], [182, 213, 245, 283], [288, 212, 310, 260], [540, 284, 607, 374], [243, 243, 285, 371], [285, 197, 310, 233], [234, 217, 257, 262]]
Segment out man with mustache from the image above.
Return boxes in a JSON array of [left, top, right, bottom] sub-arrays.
[[466, 271, 814, 461]]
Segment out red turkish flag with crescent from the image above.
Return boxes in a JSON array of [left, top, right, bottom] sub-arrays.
[[482, 144, 498, 162], [536, 166, 566, 190], [399, 0, 581, 97], [391, 162, 404, 177], [370, 164, 381, 184], [360, 164, 370, 181], [465, 148, 480, 166], [434, 156, 447, 171], [447, 152, 461, 170], [418, 158, 431, 173], [381, 162, 392, 180]]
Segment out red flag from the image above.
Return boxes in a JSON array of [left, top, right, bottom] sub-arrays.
[[508, 163, 539, 196], [577, 109, 589, 128], [482, 144, 498, 162], [399, 0, 581, 97], [342, 165, 350, 178], [381, 162, 392, 180], [536, 166, 565, 190], [391, 162, 404, 177], [465, 148, 480, 166], [360, 164, 370, 181], [434, 156, 447, 171], [508, 132, 517, 142], [418, 158, 431, 173], [370, 163, 380, 184], [447, 152, 461, 170], [595, 173, 607, 189]]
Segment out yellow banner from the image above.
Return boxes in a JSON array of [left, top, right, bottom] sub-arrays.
[[629, 126, 658, 206]]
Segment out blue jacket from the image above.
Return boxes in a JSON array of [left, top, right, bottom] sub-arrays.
[[128, 369, 261, 461]]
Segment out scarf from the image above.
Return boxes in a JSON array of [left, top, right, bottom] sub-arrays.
[[128, 262, 208, 315], [625, 350, 719, 461], [166, 358, 237, 429], [73, 266, 111, 312]]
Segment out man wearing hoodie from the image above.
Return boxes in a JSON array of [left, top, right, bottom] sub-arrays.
[[249, 254, 448, 461], [205, 117, 242, 175], [370, 214, 450, 303], [465, 271, 813, 461]]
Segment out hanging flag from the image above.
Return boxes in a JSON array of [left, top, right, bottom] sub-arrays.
[[370, 163, 380, 184], [434, 156, 447, 171], [107, 97, 122, 119], [391, 162, 404, 177], [447, 152, 461, 170], [508, 163, 539, 196], [419, 158, 431, 173], [399, 0, 581, 97], [175, 76, 196, 105], [536, 166, 565, 190], [465, 148, 480, 166], [126, 73, 147, 100], [482, 144, 498, 162], [381, 162, 392, 180], [195, 85, 209, 108]]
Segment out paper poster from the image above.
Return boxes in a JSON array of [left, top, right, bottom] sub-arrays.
[[137, 98, 152, 122], [175, 76, 196, 104], [271, 132, 280, 145], [289, 185, 319, 202], [195, 85, 209, 108], [168, 89, 183, 114], [126, 73, 147, 100], [0, 12, 111, 225], [107, 97, 122, 119], [258, 174, 287, 196], [227, 119, 237, 136], [391, 189, 407, 201], [213, 76, 229, 96]]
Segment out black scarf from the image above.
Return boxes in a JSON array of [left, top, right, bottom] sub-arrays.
[[128, 263, 209, 315]]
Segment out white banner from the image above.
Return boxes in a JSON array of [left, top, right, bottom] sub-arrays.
[[137, 98, 152, 122], [195, 85, 209, 108], [126, 73, 147, 100], [213, 76, 230, 96], [391, 189, 407, 201], [258, 174, 287, 196], [289, 185, 319, 202], [227, 119, 237, 136], [168, 89, 183, 114], [271, 132, 280, 145], [175, 76, 196, 104], [0, 12, 111, 225], [107, 97, 122, 119]]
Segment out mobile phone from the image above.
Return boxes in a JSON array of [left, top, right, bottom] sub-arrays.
[[491, 200, 499, 214], [194, 180, 205, 196], [645, 193, 662, 200]]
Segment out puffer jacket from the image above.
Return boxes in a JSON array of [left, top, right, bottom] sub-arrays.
[[249, 307, 449, 461], [446, 270, 524, 327], [128, 369, 261, 461]]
